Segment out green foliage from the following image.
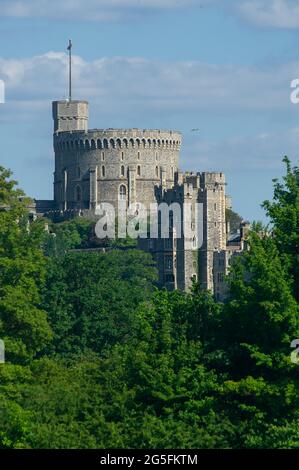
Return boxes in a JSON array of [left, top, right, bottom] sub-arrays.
[[226, 208, 243, 233], [42, 250, 157, 355], [1, 160, 299, 449], [43, 217, 94, 256], [0, 167, 52, 363], [262, 156, 299, 301]]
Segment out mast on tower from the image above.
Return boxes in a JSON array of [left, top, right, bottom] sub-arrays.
[[67, 39, 72, 102]]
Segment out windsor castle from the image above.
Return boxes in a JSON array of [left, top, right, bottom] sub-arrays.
[[35, 99, 249, 301]]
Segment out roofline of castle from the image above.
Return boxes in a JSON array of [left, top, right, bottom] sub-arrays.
[[54, 128, 182, 135]]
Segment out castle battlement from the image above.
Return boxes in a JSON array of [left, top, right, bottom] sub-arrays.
[[53, 129, 182, 152]]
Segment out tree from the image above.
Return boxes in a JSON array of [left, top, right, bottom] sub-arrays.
[[214, 232, 299, 447], [226, 208, 243, 233], [0, 167, 52, 364], [42, 250, 157, 355], [262, 156, 299, 301]]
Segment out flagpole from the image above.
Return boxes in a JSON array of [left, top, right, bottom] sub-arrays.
[[68, 39, 72, 102]]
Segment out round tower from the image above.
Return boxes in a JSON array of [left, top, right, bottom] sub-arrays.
[[53, 112, 182, 213]]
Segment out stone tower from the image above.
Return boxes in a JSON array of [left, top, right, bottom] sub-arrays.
[[52, 100, 181, 214], [138, 170, 227, 295], [198, 172, 226, 292], [52, 100, 89, 133]]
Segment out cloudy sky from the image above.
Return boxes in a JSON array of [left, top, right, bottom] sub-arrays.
[[1, 0, 299, 221]]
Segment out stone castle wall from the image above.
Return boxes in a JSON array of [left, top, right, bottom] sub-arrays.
[[53, 129, 181, 212]]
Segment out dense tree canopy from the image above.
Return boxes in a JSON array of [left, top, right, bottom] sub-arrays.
[[0, 159, 298, 448]]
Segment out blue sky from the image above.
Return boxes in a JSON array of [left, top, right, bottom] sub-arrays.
[[1, 0, 299, 221]]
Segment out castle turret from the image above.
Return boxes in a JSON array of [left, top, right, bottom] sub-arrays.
[[198, 172, 226, 292], [52, 100, 89, 133]]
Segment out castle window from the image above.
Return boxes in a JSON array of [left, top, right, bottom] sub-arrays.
[[77, 167, 80, 178], [119, 185, 127, 201], [165, 255, 173, 270], [165, 274, 175, 283], [137, 152, 140, 160], [101, 166, 106, 177], [121, 165, 125, 177], [165, 239, 172, 250], [155, 166, 159, 177], [121, 152, 124, 161], [214, 203, 217, 210], [75, 185, 82, 202], [137, 165, 141, 176], [102, 152, 105, 161]]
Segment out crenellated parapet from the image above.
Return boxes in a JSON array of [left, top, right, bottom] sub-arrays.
[[53, 117, 182, 212], [53, 129, 182, 152]]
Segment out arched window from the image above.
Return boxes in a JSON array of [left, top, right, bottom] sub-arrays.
[[137, 165, 141, 176], [121, 165, 125, 177], [101, 166, 105, 177], [75, 185, 82, 202], [119, 185, 127, 201]]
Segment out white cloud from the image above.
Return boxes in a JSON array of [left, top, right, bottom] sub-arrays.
[[0, 0, 209, 21], [0, 50, 299, 180], [0, 52, 296, 112], [183, 128, 299, 172], [236, 0, 299, 29], [1, 0, 299, 29]]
